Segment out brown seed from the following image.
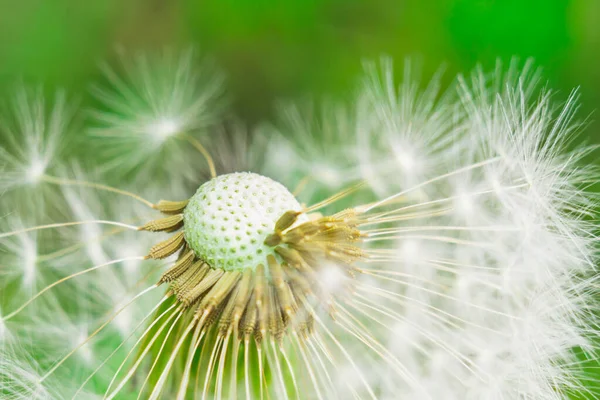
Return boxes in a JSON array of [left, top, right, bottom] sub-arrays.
[[139, 214, 184, 232], [159, 249, 195, 283], [147, 231, 186, 259], [154, 199, 189, 214]]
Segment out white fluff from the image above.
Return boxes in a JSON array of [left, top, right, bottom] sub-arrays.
[[260, 59, 599, 399], [347, 59, 599, 399], [0, 87, 75, 211], [0, 348, 52, 400], [88, 48, 227, 189], [0, 56, 597, 399]]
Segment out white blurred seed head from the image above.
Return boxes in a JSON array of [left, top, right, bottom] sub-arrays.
[[0, 220, 39, 293], [88, 48, 227, 189], [0, 87, 76, 211]]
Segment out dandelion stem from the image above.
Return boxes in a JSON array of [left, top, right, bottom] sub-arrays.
[[184, 133, 217, 178], [1, 256, 145, 321], [0, 220, 138, 239], [41, 175, 155, 208]]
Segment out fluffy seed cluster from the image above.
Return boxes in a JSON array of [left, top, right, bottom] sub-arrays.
[[140, 171, 362, 342], [0, 52, 598, 400]]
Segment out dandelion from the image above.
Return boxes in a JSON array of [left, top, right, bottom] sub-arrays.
[[0, 87, 77, 212], [0, 54, 598, 400], [88, 48, 227, 190]]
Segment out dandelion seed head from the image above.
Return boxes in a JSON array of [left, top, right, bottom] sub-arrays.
[[24, 158, 47, 185], [0, 88, 74, 210], [384, 134, 428, 183], [397, 238, 424, 266], [89, 49, 226, 187], [183, 172, 306, 271], [333, 363, 368, 396], [453, 187, 478, 219], [354, 58, 457, 196], [152, 116, 180, 139], [0, 219, 41, 293], [127, 167, 371, 398], [259, 135, 297, 177]]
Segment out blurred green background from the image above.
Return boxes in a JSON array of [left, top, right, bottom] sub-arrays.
[[0, 0, 598, 137]]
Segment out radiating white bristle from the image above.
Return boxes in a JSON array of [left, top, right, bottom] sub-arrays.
[[258, 58, 598, 399], [88, 48, 227, 190], [0, 87, 76, 211], [0, 349, 52, 400], [350, 59, 599, 399]]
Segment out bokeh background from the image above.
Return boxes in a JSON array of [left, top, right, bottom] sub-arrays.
[[0, 0, 599, 136], [0, 0, 599, 398]]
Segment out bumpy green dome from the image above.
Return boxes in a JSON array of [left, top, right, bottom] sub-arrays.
[[183, 172, 304, 271]]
